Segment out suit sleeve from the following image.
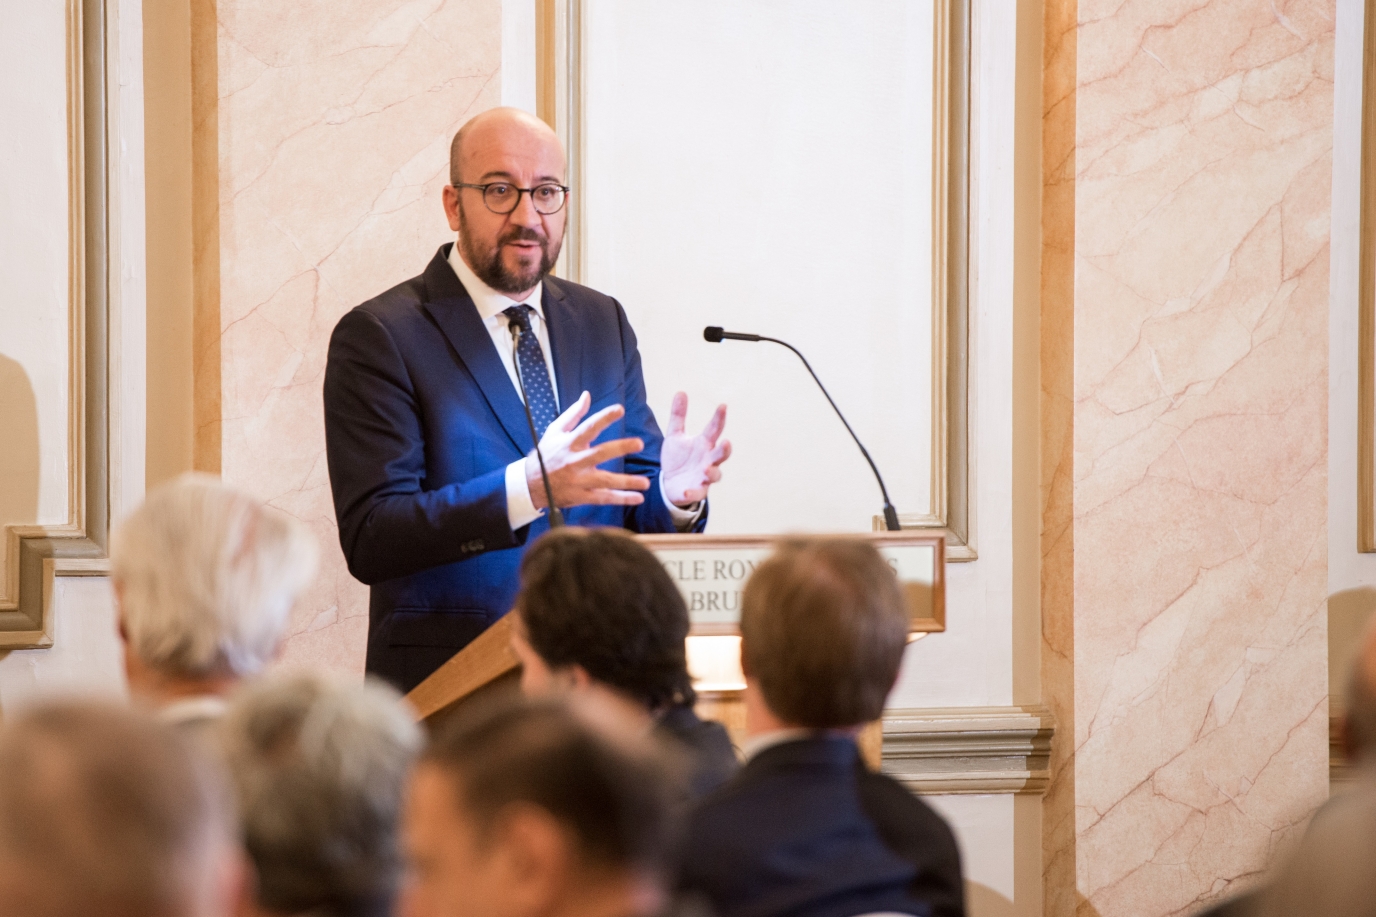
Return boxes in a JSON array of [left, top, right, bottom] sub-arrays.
[[324, 308, 520, 585], [610, 299, 709, 535]]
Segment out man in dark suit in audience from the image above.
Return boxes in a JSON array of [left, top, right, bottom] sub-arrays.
[[677, 537, 966, 917], [508, 527, 737, 799], [324, 107, 731, 694]]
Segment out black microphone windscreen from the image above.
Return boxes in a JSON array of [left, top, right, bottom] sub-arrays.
[[704, 326, 725, 343]]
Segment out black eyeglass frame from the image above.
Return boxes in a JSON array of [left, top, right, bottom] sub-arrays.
[[454, 181, 571, 215]]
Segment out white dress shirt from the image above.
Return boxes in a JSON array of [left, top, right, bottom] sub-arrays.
[[447, 242, 702, 532]]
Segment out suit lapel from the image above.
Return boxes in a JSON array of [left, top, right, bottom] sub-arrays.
[[543, 278, 586, 412], [420, 246, 534, 454]]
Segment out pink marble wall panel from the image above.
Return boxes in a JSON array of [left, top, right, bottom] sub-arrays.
[[1049, 1, 1335, 914], [211, 0, 502, 675]]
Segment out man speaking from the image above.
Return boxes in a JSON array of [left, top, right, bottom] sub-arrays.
[[324, 108, 731, 693]]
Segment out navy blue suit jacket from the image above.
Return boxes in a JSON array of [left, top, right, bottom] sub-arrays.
[[323, 245, 702, 692], [678, 736, 964, 917]]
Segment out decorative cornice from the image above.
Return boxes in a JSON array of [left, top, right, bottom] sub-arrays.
[[881, 705, 1055, 795]]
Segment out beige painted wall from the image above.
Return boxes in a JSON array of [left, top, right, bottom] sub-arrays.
[[0, 0, 74, 599]]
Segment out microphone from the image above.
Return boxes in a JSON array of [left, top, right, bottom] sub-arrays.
[[703, 326, 902, 531], [703, 326, 761, 343], [509, 321, 564, 528]]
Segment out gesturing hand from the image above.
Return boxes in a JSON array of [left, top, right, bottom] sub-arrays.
[[526, 391, 652, 511], [661, 392, 731, 508]]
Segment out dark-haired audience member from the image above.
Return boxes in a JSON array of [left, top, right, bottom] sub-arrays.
[[400, 695, 681, 917], [219, 672, 423, 917], [112, 473, 319, 735], [677, 537, 965, 917], [509, 526, 736, 797], [0, 701, 244, 917]]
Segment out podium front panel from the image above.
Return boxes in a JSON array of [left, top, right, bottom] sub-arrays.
[[637, 532, 945, 636]]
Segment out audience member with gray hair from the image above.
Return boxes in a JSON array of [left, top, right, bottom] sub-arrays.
[[112, 472, 318, 732], [218, 672, 422, 917], [0, 701, 244, 917]]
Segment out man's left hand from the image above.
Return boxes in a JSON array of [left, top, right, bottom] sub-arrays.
[[661, 392, 731, 508]]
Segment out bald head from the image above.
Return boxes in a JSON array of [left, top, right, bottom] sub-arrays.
[[0, 702, 239, 917], [449, 107, 564, 187], [443, 107, 569, 298]]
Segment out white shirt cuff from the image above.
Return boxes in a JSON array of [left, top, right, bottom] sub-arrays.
[[663, 476, 704, 531], [509, 462, 701, 532], [506, 459, 544, 531]]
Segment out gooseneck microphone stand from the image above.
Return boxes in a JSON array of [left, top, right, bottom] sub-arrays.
[[703, 326, 902, 531]]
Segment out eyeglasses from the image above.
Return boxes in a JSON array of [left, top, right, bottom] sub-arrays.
[[455, 181, 570, 215]]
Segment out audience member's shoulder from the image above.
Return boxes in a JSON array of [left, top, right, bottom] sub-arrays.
[[685, 736, 829, 828], [856, 766, 959, 849], [682, 754, 771, 831], [856, 766, 966, 917], [656, 706, 737, 799]]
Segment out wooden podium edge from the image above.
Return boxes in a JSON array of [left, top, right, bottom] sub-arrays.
[[406, 614, 519, 723]]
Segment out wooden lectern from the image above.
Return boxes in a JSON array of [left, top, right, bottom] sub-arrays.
[[404, 531, 946, 760]]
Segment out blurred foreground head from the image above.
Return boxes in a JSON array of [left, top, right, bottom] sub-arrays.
[[112, 473, 318, 711], [401, 695, 681, 917], [0, 701, 241, 917], [1257, 782, 1376, 917], [741, 537, 910, 729], [220, 673, 423, 917]]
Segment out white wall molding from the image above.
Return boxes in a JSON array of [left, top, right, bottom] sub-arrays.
[[0, 0, 114, 649], [882, 705, 1054, 795]]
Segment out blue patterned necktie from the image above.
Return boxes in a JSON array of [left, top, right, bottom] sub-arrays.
[[502, 304, 558, 438]]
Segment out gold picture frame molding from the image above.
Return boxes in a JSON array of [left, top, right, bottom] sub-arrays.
[[0, 0, 111, 649], [1358, 0, 1376, 552], [536, 0, 974, 560]]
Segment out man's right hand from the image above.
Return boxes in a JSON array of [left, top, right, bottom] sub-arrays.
[[526, 391, 651, 510]]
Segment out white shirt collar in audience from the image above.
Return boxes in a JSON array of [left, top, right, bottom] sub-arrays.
[[447, 239, 545, 323], [158, 694, 229, 730], [740, 728, 818, 762]]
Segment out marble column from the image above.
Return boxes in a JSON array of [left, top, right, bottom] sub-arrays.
[[200, 0, 503, 673], [1041, 1, 1334, 914]]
